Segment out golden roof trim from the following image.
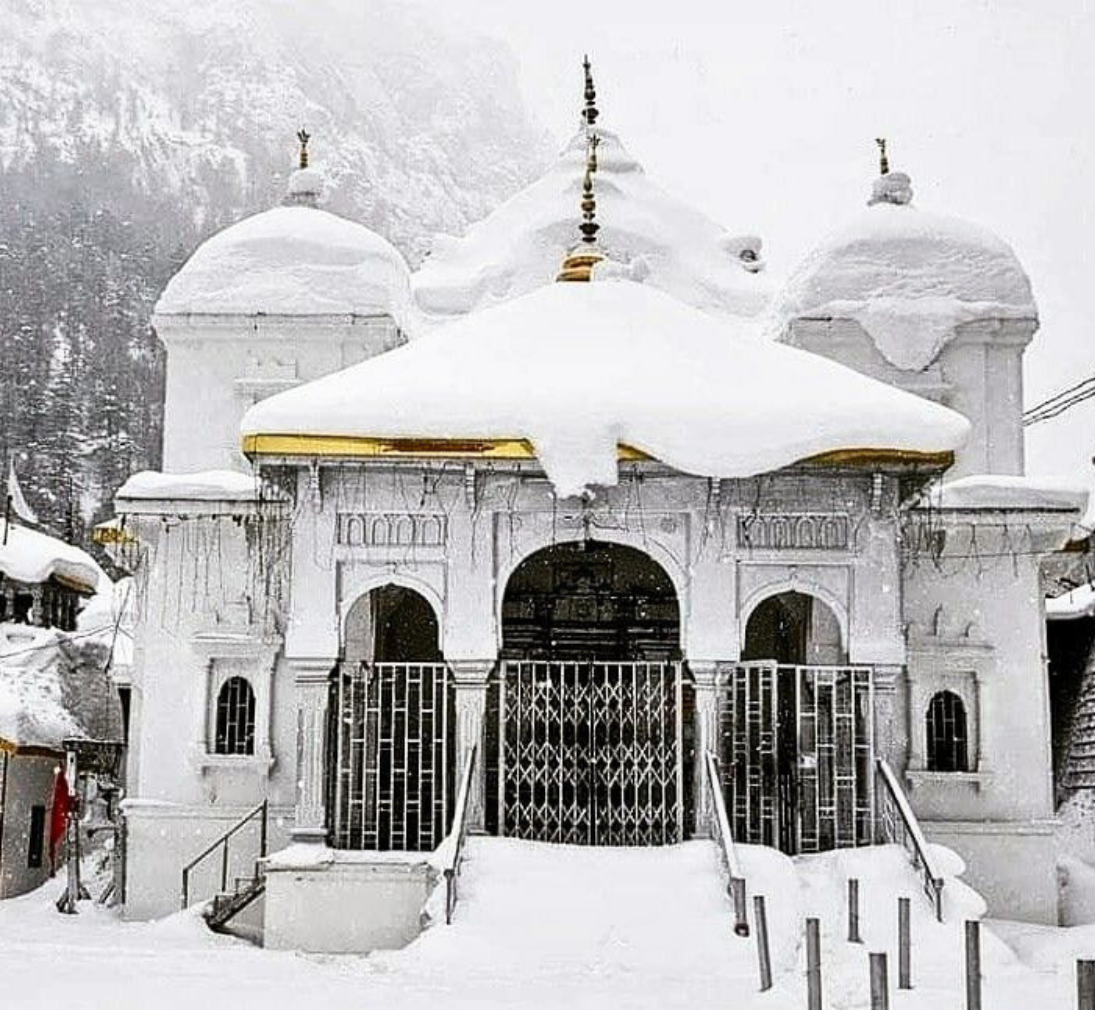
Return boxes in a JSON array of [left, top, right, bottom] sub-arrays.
[[243, 434, 952, 470]]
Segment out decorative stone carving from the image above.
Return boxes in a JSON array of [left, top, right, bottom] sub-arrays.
[[736, 512, 850, 550], [337, 512, 447, 548]]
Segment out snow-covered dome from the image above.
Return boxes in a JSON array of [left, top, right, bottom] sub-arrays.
[[155, 167, 411, 321], [243, 277, 968, 498], [412, 128, 771, 321], [769, 169, 1037, 371]]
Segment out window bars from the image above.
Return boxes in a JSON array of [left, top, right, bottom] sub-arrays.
[[926, 690, 969, 772], [214, 676, 256, 756]]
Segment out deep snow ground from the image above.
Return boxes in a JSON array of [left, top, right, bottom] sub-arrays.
[[0, 838, 1091, 1010]]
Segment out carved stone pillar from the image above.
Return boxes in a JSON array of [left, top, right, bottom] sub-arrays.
[[873, 664, 907, 775], [690, 661, 727, 837], [289, 658, 334, 843], [450, 660, 493, 833]]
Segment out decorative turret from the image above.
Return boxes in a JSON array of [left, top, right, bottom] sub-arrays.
[[868, 138, 913, 207], [582, 55, 599, 128], [284, 127, 324, 208]]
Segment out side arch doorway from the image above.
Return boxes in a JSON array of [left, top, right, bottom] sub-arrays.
[[729, 590, 872, 854], [492, 540, 688, 845]]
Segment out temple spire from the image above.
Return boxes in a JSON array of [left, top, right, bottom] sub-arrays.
[[284, 129, 323, 208], [297, 128, 311, 170], [875, 137, 889, 176], [556, 134, 605, 281], [868, 138, 914, 207], [582, 55, 599, 128]]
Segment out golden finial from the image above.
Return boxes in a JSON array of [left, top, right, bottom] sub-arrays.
[[582, 55, 599, 127], [297, 128, 311, 170], [875, 137, 889, 176], [557, 133, 605, 281]]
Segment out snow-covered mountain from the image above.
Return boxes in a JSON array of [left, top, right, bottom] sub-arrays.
[[0, 0, 551, 258]]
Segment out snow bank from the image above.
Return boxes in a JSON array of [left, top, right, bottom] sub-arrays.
[[412, 128, 771, 322], [770, 200, 1037, 371], [155, 205, 411, 320], [0, 519, 103, 593], [925, 474, 1088, 513], [243, 279, 969, 498], [117, 469, 280, 503]]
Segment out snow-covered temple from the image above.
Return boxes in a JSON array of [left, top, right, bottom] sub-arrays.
[[108, 67, 1087, 948]]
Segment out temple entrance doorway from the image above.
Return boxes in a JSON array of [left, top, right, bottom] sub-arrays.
[[493, 540, 687, 845]]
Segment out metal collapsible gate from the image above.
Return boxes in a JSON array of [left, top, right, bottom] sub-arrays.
[[498, 661, 684, 846], [329, 662, 454, 852], [721, 664, 874, 854]]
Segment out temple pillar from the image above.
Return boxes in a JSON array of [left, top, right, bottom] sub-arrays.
[[690, 661, 727, 836], [873, 664, 908, 773], [289, 658, 334, 843], [450, 660, 493, 833]]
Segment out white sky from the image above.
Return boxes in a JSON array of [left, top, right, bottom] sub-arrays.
[[443, 0, 1095, 480]]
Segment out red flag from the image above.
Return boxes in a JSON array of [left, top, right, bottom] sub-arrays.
[[49, 770, 70, 876]]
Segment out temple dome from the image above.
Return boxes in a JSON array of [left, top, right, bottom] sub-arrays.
[[769, 171, 1037, 371], [412, 128, 771, 321], [155, 178, 411, 320]]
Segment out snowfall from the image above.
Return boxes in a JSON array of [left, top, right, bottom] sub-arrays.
[[1, 837, 1093, 1010]]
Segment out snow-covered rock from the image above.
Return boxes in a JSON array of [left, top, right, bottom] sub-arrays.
[[242, 278, 969, 498], [412, 128, 770, 322], [155, 204, 411, 321], [769, 184, 1037, 371], [0, 519, 103, 594]]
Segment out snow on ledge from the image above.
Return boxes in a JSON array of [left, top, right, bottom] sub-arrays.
[[924, 475, 1089, 513], [243, 279, 969, 499], [0, 519, 103, 592], [1047, 584, 1095, 621], [117, 469, 281, 503]]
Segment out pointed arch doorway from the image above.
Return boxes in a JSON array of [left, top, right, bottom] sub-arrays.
[[495, 540, 686, 845]]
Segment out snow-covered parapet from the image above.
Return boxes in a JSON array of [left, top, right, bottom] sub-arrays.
[[242, 279, 969, 498], [769, 181, 1037, 371], [0, 519, 103, 594], [154, 204, 412, 322], [924, 474, 1089, 513], [116, 469, 279, 503], [412, 128, 771, 322]]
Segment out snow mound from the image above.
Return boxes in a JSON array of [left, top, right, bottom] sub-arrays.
[[770, 200, 1037, 371], [117, 469, 280, 503], [0, 519, 103, 593], [925, 474, 1088, 513], [155, 205, 411, 320], [412, 128, 771, 321], [243, 279, 969, 498]]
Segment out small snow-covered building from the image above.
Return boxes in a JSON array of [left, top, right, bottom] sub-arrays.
[[113, 69, 1084, 946]]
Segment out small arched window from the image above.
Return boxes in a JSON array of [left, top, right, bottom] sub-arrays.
[[926, 691, 969, 772], [214, 676, 256, 756]]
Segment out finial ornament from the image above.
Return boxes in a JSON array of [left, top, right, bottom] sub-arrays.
[[579, 134, 601, 245], [297, 128, 311, 170], [875, 137, 889, 176], [582, 55, 599, 127]]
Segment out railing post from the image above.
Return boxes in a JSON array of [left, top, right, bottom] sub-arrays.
[[898, 897, 912, 989], [220, 840, 229, 894], [260, 800, 268, 858], [181, 868, 189, 911], [848, 878, 861, 943], [965, 920, 982, 1010], [730, 876, 748, 938], [754, 895, 772, 992], [1079, 960, 1095, 1010], [806, 917, 823, 1010], [869, 952, 889, 1010]]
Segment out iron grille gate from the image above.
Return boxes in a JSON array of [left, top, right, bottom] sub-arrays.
[[329, 662, 454, 851], [720, 664, 874, 854], [499, 661, 684, 846]]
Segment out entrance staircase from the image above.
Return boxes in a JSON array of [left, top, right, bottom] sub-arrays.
[[1064, 656, 1095, 789]]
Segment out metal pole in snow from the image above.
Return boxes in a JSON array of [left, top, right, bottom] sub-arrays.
[[848, 878, 861, 943], [965, 920, 982, 1010], [806, 917, 823, 1010], [1079, 960, 1095, 1010], [869, 952, 889, 1010], [754, 895, 772, 991], [898, 897, 912, 989]]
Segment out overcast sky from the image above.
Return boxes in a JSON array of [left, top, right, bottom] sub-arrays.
[[442, 0, 1094, 480]]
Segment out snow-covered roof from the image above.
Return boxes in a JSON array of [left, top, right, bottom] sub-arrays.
[[154, 204, 411, 320], [242, 277, 969, 498], [924, 475, 1089, 513], [116, 469, 278, 503], [411, 129, 771, 322], [0, 624, 122, 752], [1047, 584, 1095, 621], [0, 520, 103, 594], [769, 175, 1037, 371]]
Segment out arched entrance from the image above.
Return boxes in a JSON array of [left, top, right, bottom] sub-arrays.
[[329, 584, 453, 852], [729, 590, 871, 854], [494, 541, 686, 845]]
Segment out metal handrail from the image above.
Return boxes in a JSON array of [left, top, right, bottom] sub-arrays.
[[441, 742, 478, 925], [705, 750, 749, 937], [876, 758, 945, 921], [181, 800, 268, 910]]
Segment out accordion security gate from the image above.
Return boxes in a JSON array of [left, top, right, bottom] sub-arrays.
[[498, 661, 685, 846], [721, 663, 874, 854], [329, 662, 454, 852]]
